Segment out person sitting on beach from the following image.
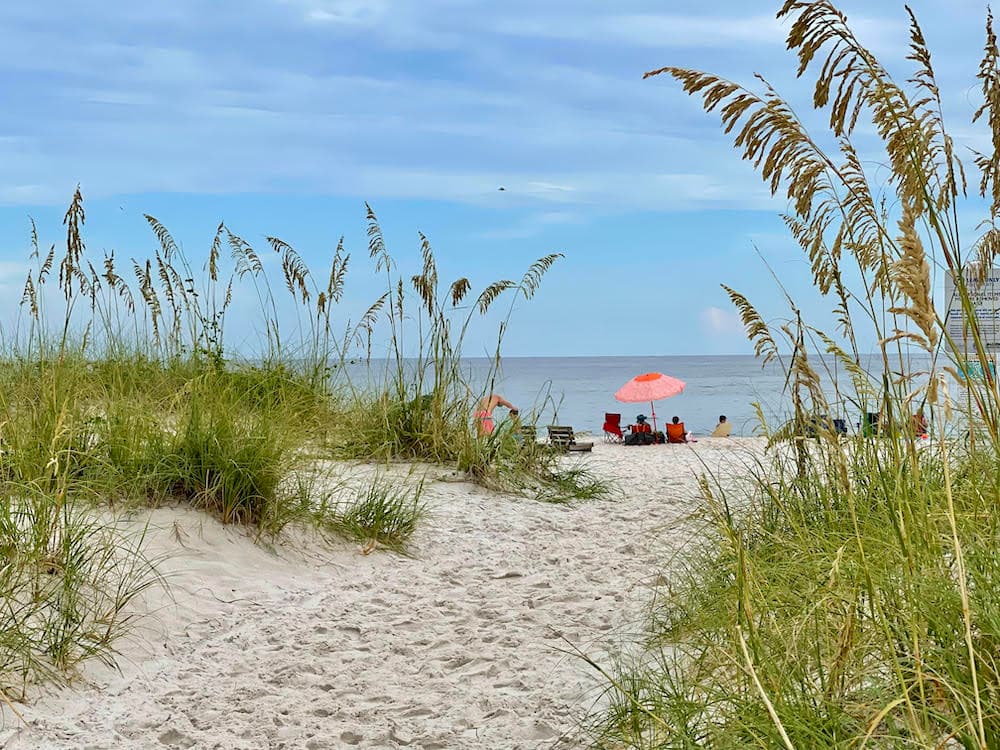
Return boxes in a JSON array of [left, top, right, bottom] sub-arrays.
[[625, 414, 656, 445], [632, 415, 652, 434], [475, 393, 517, 436], [666, 416, 687, 444], [711, 415, 732, 438], [912, 410, 928, 438]]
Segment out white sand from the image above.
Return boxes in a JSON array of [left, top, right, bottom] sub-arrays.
[[3, 438, 765, 750]]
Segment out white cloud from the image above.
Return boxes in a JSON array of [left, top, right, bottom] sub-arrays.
[[0, 185, 66, 205], [0, 0, 962, 213], [477, 210, 582, 239], [700, 306, 745, 337], [495, 13, 788, 48], [291, 0, 391, 26]]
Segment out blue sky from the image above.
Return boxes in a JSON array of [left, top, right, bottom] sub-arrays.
[[0, 0, 994, 356]]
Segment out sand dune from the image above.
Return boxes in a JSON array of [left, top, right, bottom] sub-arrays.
[[3, 438, 764, 750]]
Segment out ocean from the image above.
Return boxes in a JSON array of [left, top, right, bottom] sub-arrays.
[[337, 353, 942, 438], [462, 355, 790, 437]]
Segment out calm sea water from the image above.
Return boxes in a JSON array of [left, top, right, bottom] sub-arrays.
[[461, 355, 790, 437], [337, 354, 940, 438]]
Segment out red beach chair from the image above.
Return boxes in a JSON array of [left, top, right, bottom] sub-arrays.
[[666, 422, 687, 444], [603, 413, 624, 443]]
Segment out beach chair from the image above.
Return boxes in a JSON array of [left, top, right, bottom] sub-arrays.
[[805, 414, 847, 440], [511, 424, 539, 453], [861, 412, 880, 437], [602, 413, 624, 443], [665, 422, 686, 444], [547, 425, 594, 452]]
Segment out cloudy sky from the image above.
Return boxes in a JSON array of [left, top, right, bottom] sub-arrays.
[[0, 0, 994, 355]]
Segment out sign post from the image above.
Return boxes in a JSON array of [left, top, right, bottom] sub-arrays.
[[945, 267, 1000, 353], [945, 268, 1000, 408]]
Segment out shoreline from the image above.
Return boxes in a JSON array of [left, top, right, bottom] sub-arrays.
[[6, 438, 764, 749]]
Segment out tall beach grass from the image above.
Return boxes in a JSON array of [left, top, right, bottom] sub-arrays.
[[0, 193, 594, 692], [592, 2, 1000, 747]]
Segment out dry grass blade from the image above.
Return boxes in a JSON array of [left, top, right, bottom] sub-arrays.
[[102, 251, 134, 312], [38, 246, 55, 285], [21, 272, 38, 320], [326, 237, 349, 303], [60, 185, 86, 301], [268, 237, 311, 303], [449, 277, 471, 306], [227, 230, 263, 278], [144, 215, 179, 262], [366, 203, 392, 272], [885, 203, 937, 350], [411, 273, 433, 315], [132, 259, 162, 337], [649, 66, 889, 264], [353, 291, 389, 348], [395, 278, 404, 321], [973, 9, 1000, 215], [155, 252, 177, 311], [779, 0, 954, 221], [102, 251, 119, 288], [736, 626, 796, 750], [414, 232, 438, 315], [830, 271, 859, 348], [209, 222, 223, 282], [85, 260, 101, 310], [784, 213, 837, 294], [905, 6, 966, 209], [722, 285, 777, 365], [972, 225, 1000, 282], [476, 280, 515, 314], [29, 218, 39, 260], [518, 253, 562, 300]]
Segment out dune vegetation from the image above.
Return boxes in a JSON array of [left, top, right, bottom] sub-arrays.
[[591, 2, 1000, 748], [0, 190, 606, 695]]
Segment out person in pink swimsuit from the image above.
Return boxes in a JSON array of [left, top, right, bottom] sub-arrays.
[[475, 393, 517, 436]]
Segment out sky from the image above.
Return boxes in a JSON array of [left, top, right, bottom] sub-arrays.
[[0, 0, 996, 356]]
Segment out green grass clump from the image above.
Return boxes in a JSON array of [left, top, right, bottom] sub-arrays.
[[331, 478, 426, 553], [153, 396, 285, 528], [0, 486, 159, 698], [0, 356, 322, 535], [535, 466, 616, 504]]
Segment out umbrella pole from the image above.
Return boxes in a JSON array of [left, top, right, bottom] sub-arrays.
[[650, 401, 657, 434]]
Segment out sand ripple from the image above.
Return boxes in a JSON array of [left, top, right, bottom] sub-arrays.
[[4, 438, 762, 749]]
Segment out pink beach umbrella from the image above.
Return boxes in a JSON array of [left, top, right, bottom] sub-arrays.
[[614, 372, 686, 433]]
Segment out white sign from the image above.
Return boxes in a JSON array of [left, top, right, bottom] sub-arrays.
[[945, 268, 1000, 351]]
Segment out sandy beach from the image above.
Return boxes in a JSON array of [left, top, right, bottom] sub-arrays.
[[3, 438, 765, 750]]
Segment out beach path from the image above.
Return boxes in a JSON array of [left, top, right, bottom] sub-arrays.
[[4, 439, 760, 750]]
